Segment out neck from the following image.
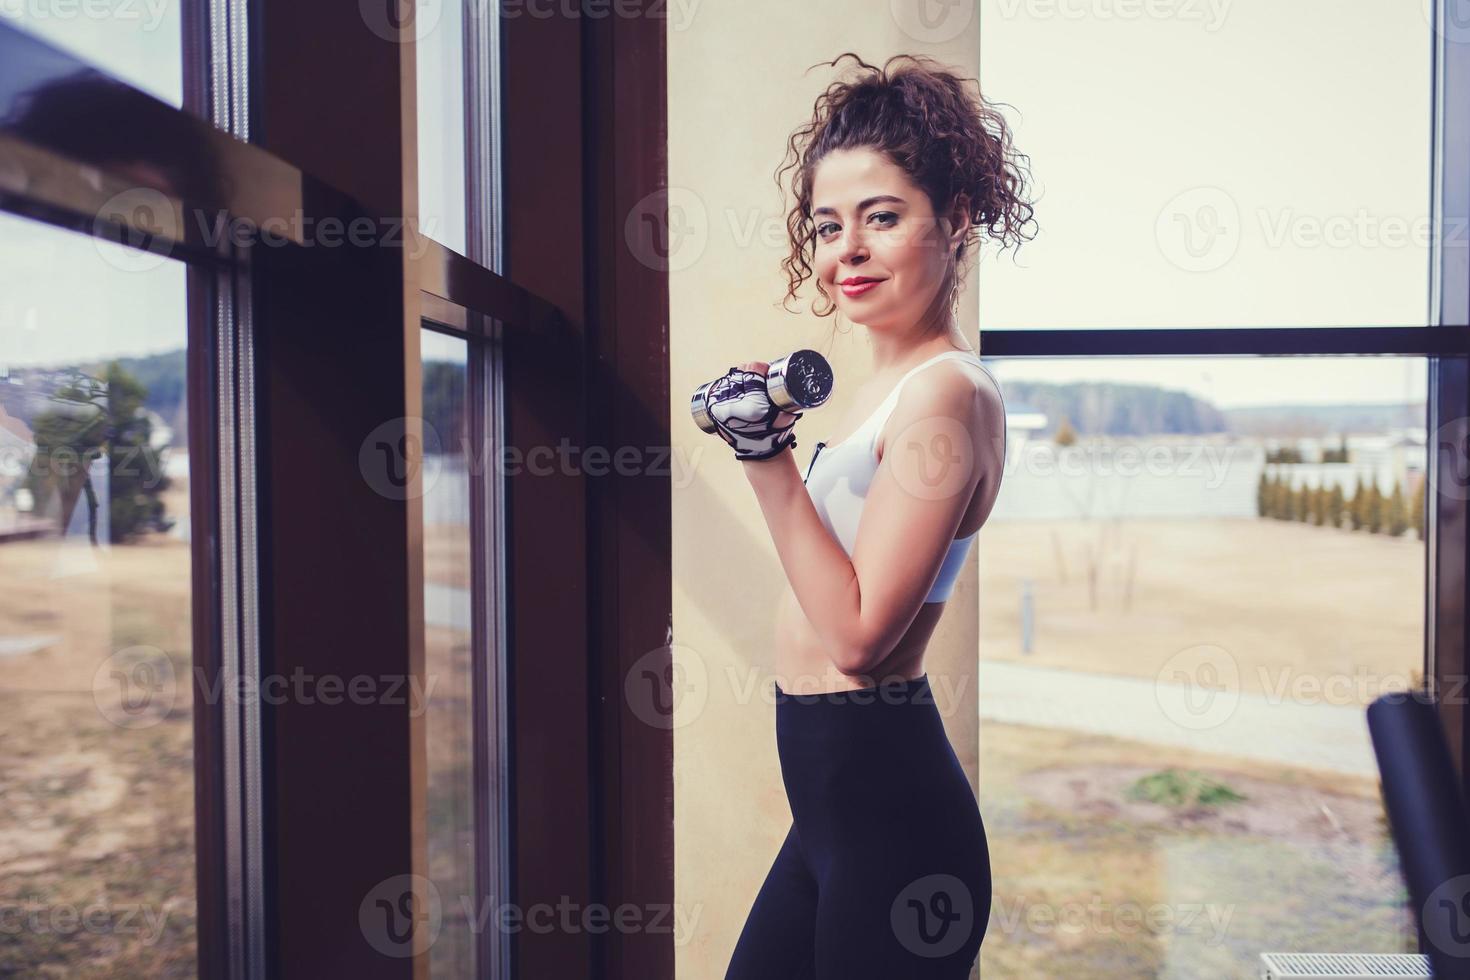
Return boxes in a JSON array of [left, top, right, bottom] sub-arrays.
[[868, 323, 974, 375]]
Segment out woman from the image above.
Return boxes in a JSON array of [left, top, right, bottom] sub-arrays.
[[705, 53, 1037, 979]]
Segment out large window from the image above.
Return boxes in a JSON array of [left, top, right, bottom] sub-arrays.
[[977, 355, 1425, 974], [0, 211, 196, 974], [420, 326, 476, 975], [978, 0, 1433, 329], [974, 0, 1449, 973]]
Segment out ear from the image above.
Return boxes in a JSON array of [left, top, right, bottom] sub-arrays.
[[947, 193, 972, 252]]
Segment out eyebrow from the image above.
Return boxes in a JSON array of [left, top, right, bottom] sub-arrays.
[[812, 194, 907, 218]]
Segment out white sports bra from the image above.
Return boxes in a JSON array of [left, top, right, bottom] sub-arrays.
[[801, 349, 1006, 604]]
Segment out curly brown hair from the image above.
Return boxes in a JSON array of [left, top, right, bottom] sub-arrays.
[[774, 52, 1038, 326]]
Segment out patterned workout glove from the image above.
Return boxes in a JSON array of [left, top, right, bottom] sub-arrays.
[[704, 367, 802, 461]]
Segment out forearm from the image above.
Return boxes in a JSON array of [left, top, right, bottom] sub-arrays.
[[741, 449, 868, 672]]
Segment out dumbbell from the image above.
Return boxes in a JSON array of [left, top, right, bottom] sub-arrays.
[[690, 349, 835, 434]]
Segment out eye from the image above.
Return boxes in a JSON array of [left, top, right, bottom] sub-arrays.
[[815, 221, 839, 237], [870, 211, 898, 227]]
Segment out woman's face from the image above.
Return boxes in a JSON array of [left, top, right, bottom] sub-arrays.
[[809, 147, 963, 333]]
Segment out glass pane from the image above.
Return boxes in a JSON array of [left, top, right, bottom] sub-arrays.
[[978, 3, 1433, 328], [0, 211, 195, 973], [978, 354, 1426, 975], [417, 2, 468, 256], [0, 2, 183, 107], [420, 326, 475, 975]]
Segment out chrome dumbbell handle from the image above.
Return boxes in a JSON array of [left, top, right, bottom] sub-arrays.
[[690, 349, 834, 434]]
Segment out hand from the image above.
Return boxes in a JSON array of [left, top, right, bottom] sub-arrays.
[[705, 361, 803, 461], [735, 361, 801, 429]]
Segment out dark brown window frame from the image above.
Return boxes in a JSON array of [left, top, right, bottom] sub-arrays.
[[1, 3, 674, 976]]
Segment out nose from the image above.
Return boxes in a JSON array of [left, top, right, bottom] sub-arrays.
[[835, 221, 868, 267]]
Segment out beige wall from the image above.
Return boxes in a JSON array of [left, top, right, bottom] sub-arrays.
[[668, 4, 984, 976]]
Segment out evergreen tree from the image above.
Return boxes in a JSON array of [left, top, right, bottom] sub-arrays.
[[1328, 482, 1346, 529], [1412, 473, 1425, 541], [1349, 473, 1367, 530], [1386, 480, 1408, 537], [1366, 482, 1384, 534]]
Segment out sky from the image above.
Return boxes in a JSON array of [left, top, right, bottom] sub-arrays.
[[0, 1, 1442, 408]]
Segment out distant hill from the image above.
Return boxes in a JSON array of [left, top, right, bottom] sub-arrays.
[[1003, 381, 1422, 438], [2, 348, 188, 443], [0, 357, 1425, 444]]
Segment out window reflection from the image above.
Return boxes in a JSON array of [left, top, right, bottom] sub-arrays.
[[0, 212, 195, 973], [421, 326, 475, 976], [0, 3, 183, 108], [417, 1, 468, 256], [978, 355, 1425, 975]]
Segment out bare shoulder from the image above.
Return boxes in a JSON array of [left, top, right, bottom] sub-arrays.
[[877, 359, 1001, 460]]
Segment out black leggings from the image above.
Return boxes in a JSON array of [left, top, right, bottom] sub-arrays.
[[725, 674, 992, 979]]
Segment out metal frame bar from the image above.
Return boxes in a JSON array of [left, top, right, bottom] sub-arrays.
[[980, 326, 1470, 358], [1428, 0, 1470, 817]]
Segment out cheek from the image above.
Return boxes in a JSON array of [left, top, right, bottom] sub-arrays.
[[813, 249, 837, 284]]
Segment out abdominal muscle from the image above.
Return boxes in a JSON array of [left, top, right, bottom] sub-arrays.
[[770, 355, 998, 695], [771, 584, 944, 694]]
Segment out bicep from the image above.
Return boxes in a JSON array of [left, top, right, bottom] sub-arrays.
[[849, 371, 999, 660]]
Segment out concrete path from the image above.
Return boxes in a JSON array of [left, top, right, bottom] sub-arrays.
[[978, 660, 1379, 777]]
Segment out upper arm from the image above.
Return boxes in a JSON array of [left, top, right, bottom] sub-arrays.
[[841, 366, 1002, 671]]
